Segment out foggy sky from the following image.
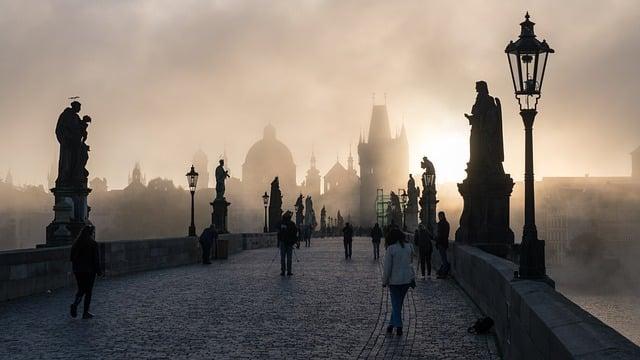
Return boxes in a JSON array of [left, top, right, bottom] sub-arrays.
[[1, 0, 639, 189]]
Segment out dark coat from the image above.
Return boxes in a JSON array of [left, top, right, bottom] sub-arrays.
[[278, 219, 298, 248], [343, 225, 354, 242], [415, 228, 433, 253], [199, 226, 218, 246], [70, 237, 102, 275], [436, 220, 450, 249], [371, 226, 383, 243]]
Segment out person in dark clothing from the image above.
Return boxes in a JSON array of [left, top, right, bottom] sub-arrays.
[[342, 222, 354, 259], [278, 211, 298, 276], [436, 211, 451, 279], [414, 224, 433, 278], [70, 225, 102, 319], [371, 223, 383, 260], [199, 224, 218, 264]]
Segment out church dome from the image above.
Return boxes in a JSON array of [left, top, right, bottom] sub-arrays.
[[242, 125, 297, 202], [243, 125, 295, 167]]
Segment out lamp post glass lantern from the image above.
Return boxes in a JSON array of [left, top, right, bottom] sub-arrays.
[[262, 192, 270, 233], [186, 165, 199, 236], [506, 13, 553, 281]]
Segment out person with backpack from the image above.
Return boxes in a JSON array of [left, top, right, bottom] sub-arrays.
[[69, 225, 102, 319], [382, 226, 415, 337], [278, 211, 298, 276], [342, 222, 354, 259], [414, 223, 433, 278], [370, 223, 383, 260]]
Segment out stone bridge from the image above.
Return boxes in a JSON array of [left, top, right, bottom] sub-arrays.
[[1, 235, 638, 359]]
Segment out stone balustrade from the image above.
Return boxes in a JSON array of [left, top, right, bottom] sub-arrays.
[[0, 232, 277, 302], [450, 243, 640, 359]]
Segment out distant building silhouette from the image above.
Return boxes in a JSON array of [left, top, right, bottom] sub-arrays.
[[89, 177, 108, 193], [125, 163, 147, 193], [303, 149, 321, 200], [358, 104, 409, 225], [242, 125, 297, 205], [535, 147, 640, 265], [321, 152, 359, 223], [128, 162, 146, 187], [192, 149, 210, 189]]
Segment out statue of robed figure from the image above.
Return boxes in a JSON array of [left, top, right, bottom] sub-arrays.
[[55, 101, 91, 187], [464, 81, 505, 177], [46, 100, 93, 246], [456, 81, 514, 258]]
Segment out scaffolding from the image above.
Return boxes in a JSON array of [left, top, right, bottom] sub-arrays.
[[375, 189, 390, 227]]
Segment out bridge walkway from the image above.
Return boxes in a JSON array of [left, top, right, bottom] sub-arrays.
[[0, 238, 498, 359]]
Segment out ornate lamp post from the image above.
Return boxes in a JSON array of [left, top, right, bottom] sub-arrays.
[[262, 192, 270, 233], [423, 172, 436, 225], [400, 190, 408, 231], [505, 12, 554, 280], [186, 165, 199, 237]]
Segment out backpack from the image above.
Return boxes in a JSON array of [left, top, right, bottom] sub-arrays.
[[467, 317, 494, 334]]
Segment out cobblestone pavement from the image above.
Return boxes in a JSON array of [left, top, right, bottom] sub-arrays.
[[0, 238, 498, 359]]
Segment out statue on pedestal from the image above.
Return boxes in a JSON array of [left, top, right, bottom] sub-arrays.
[[211, 159, 231, 233], [268, 177, 283, 232], [46, 101, 94, 247], [405, 174, 420, 231], [456, 81, 514, 258]]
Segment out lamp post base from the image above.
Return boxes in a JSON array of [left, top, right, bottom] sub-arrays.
[[188, 225, 196, 237]]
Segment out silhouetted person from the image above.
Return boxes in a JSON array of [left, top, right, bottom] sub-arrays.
[[343, 222, 354, 259], [371, 223, 383, 260], [382, 226, 415, 337], [199, 224, 218, 264], [278, 211, 298, 276], [414, 224, 433, 278], [69, 225, 102, 319], [436, 211, 450, 278]]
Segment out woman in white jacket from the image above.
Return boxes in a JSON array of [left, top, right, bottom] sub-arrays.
[[382, 227, 415, 336]]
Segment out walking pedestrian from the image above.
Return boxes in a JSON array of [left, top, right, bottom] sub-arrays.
[[371, 223, 383, 260], [342, 222, 354, 259], [69, 225, 102, 319], [278, 211, 298, 276], [382, 226, 415, 336], [199, 224, 218, 264], [414, 224, 433, 278], [436, 211, 451, 279]]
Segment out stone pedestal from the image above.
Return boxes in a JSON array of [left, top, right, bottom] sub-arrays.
[[405, 206, 419, 232], [45, 186, 92, 247], [455, 173, 514, 258], [211, 197, 230, 234]]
